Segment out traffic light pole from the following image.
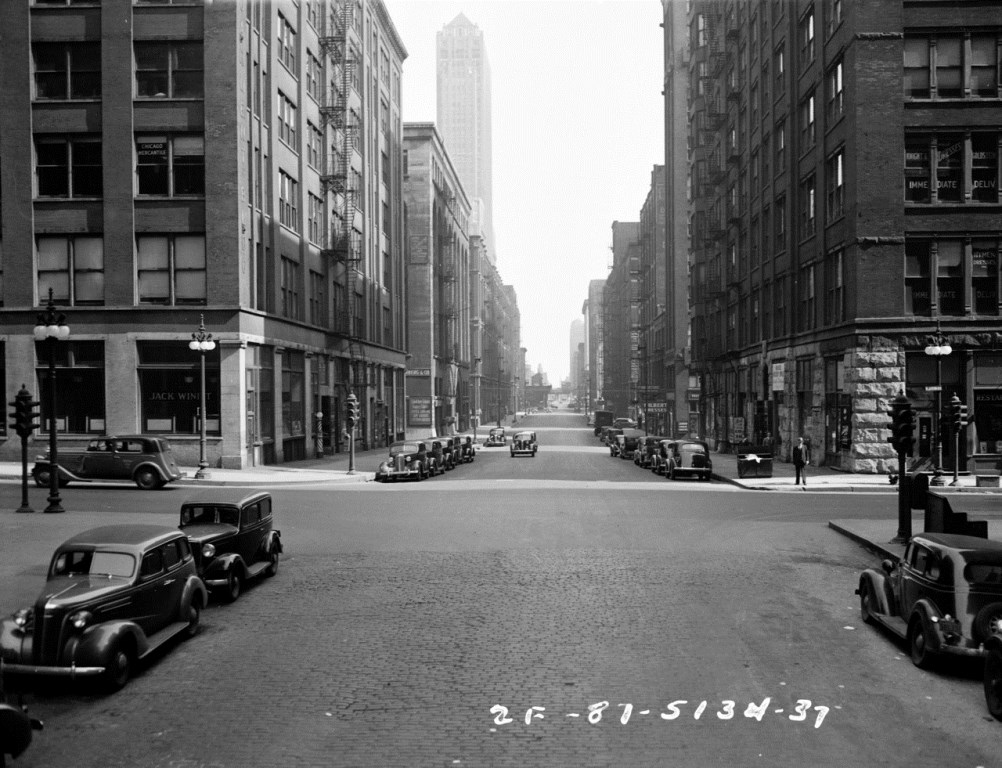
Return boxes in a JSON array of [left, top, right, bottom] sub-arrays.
[[9, 385, 40, 514], [888, 394, 915, 544]]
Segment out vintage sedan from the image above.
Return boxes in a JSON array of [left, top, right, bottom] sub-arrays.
[[425, 439, 449, 475], [376, 440, 431, 481], [484, 427, 507, 447], [618, 428, 645, 461], [510, 431, 538, 457], [0, 525, 206, 692], [32, 435, 183, 491], [605, 428, 624, 456], [857, 533, 1002, 672], [179, 490, 282, 603], [459, 436, 476, 463], [663, 439, 713, 481], [635, 436, 666, 469]]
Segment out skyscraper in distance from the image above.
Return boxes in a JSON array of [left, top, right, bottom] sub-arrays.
[[436, 13, 495, 264]]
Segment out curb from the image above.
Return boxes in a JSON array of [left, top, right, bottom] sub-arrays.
[[828, 520, 902, 562], [710, 473, 898, 493], [176, 472, 375, 487]]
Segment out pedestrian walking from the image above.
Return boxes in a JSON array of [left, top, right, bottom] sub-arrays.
[[793, 436, 811, 485]]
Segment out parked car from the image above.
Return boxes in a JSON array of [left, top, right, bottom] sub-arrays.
[[460, 436, 476, 463], [651, 439, 675, 475], [618, 428, 645, 460], [485, 427, 507, 447], [635, 436, 666, 469], [510, 431, 538, 457], [605, 428, 624, 456], [663, 439, 713, 481], [179, 490, 282, 603], [856, 533, 1002, 673], [375, 440, 431, 482], [425, 439, 448, 474], [32, 435, 183, 491], [613, 417, 637, 430], [0, 524, 206, 692]]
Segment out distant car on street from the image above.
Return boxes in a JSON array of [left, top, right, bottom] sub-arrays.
[[510, 431, 538, 457], [0, 525, 205, 692], [484, 427, 507, 447], [662, 439, 713, 481], [857, 533, 1002, 674], [32, 435, 183, 491], [178, 490, 282, 603]]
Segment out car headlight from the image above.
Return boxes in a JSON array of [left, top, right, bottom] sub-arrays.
[[13, 608, 32, 628], [202, 543, 216, 558], [68, 610, 93, 630]]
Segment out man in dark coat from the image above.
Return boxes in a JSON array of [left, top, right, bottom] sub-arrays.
[[793, 436, 811, 485]]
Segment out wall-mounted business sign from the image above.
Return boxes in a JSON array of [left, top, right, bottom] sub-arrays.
[[408, 396, 433, 426], [406, 369, 431, 377]]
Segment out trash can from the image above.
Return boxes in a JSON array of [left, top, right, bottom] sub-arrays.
[[737, 447, 773, 478]]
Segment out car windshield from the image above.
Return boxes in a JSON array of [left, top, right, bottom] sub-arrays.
[[390, 443, 419, 455], [51, 549, 136, 579], [181, 505, 240, 527]]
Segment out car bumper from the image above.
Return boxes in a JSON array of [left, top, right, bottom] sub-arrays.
[[1, 660, 105, 678], [376, 469, 419, 480]]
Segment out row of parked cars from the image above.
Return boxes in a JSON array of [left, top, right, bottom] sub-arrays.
[[0, 491, 281, 698], [597, 422, 713, 482], [375, 435, 475, 482]]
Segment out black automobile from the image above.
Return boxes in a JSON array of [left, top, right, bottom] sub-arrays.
[[618, 428, 645, 460], [376, 441, 432, 481], [0, 525, 206, 692], [460, 436, 476, 463], [857, 533, 1002, 673], [635, 436, 666, 469], [179, 490, 282, 603], [425, 439, 448, 475]]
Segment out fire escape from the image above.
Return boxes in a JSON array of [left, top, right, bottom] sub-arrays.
[[319, 1, 363, 378]]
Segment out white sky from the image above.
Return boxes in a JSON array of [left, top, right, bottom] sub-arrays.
[[383, 0, 665, 385]]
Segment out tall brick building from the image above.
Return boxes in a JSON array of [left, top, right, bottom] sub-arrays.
[[686, 0, 1002, 473], [0, 0, 409, 467]]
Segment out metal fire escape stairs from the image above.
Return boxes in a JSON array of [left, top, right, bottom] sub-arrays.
[[319, 1, 364, 386]]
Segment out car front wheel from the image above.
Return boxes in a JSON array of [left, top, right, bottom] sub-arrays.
[[222, 570, 242, 603], [908, 616, 934, 668], [985, 646, 1002, 721], [183, 599, 201, 639], [102, 641, 134, 692]]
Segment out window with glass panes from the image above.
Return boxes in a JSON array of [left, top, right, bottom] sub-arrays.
[[135, 41, 203, 99], [37, 236, 104, 306], [33, 43, 101, 99], [35, 340, 106, 434], [905, 33, 1000, 100], [825, 249, 844, 324], [137, 234, 207, 305], [826, 148, 845, 218], [136, 135, 204, 195], [827, 59, 843, 122], [35, 137, 102, 197]]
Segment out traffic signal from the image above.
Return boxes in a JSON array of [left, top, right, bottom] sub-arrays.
[[8, 385, 40, 439], [346, 393, 359, 429], [887, 395, 915, 456], [950, 394, 970, 431]]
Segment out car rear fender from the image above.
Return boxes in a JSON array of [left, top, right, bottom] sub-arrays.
[[31, 460, 83, 482], [858, 570, 895, 616], [261, 530, 283, 556], [69, 621, 150, 668], [182, 575, 208, 611], [134, 461, 170, 481]]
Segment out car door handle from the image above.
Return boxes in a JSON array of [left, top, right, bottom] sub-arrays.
[[164, 579, 175, 585]]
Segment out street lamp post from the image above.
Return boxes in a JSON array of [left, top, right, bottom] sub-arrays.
[[638, 344, 648, 435], [924, 328, 952, 487], [189, 315, 216, 480], [33, 288, 69, 513]]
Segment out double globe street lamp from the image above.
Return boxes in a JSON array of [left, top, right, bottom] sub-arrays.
[[189, 315, 216, 480], [33, 288, 70, 513]]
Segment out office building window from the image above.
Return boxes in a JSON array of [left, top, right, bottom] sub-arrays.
[[137, 341, 218, 436], [280, 256, 301, 320], [905, 240, 932, 316], [905, 132, 1000, 204], [774, 276, 787, 336], [774, 195, 786, 252], [827, 59, 844, 122], [973, 239, 1001, 316], [904, 237, 999, 317], [135, 41, 203, 99], [277, 92, 298, 146], [277, 14, 297, 71], [905, 136, 932, 203], [35, 137, 102, 197], [308, 193, 323, 245], [826, 148, 845, 219], [905, 33, 1000, 99], [33, 43, 101, 99], [136, 135, 204, 196], [775, 44, 785, 95], [800, 175, 816, 238], [775, 119, 786, 172], [799, 8, 815, 65], [306, 52, 322, 101], [279, 171, 299, 232], [935, 133, 963, 202], [309, 269, 325, 325], [800, 263, 816, 329], [828, 0, 842, 35], [825, 249, 845, 324], [307, 122, 322, 169], [137, 234, 207, 305], [37, 235, 104, 306], [800, 90, 816, 146]]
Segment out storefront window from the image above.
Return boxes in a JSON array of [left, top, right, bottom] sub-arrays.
[[973, 240, 1000, 315], [36, 340, 105, 433], [282, 350, 304, 436], [259, 347, 274, 442], [937, 240, 963, 315], [137, 341, 219, 434]]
